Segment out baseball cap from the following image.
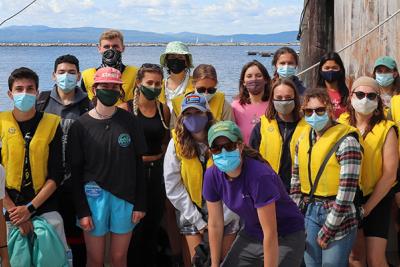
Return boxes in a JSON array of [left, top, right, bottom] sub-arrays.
[[208, 121, 243, 146], [374, 56, 397, 70], [94, 67, 123, 85], [181, 93, 209, 113]]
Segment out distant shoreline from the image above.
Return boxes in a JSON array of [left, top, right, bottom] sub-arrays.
[[0, 42, 300, 47]]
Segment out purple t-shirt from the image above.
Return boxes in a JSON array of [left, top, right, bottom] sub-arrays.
[[203, 157, 304, 241]]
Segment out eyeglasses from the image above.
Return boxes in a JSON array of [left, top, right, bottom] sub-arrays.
[[352, 91, 379, 101], [303, 107, 327, 117], [196, 87, 217, 94], [210, 142, 237, 155]]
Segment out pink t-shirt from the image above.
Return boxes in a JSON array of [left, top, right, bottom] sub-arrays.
[[231, 99, 268, 144], [327, 89, 347, 120]]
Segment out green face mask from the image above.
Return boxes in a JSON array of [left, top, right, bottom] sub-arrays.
[[96, 89, 120, 106], [140, 85, 161, 100]]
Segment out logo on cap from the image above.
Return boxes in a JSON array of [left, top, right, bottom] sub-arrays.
[[185, 95, 201, 104]]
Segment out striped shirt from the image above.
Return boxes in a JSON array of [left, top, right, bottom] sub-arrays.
[[290, 130, 362, 245]]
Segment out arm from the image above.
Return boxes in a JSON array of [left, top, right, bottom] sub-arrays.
[[170, 109, 178, 130], [249, 122, 262, 150], [207, 200, 225, 267], [161, 103, 171, 154], [221, 100, 234, 122], [290, 143, 302, 205], [257, 202, 279, 267], [163, 140, 207, 230], [0, 199, 10, 267], [363, 128, 398, 216], [317, 136, 362, 247]]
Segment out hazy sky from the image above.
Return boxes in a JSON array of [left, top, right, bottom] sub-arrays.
[[0, 0, 303, 35]]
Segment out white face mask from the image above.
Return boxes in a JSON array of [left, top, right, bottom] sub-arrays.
[[351, 97, 378, 115]]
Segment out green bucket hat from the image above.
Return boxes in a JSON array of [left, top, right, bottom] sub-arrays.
[[160, 41, 193, 68], [208, 121, 243, 147], [374, 56, 397, 70]]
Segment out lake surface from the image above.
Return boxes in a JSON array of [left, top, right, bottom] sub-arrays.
[[0, 45, 297, 110]]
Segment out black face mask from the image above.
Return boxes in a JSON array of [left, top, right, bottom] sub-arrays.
[[320, 70, 342, 83], [167, 58, 187, 74], [102, 49, 122, 70]]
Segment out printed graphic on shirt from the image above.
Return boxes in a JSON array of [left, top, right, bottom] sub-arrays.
[[118, 133, 131, 148], [85, 182, 103, 198]]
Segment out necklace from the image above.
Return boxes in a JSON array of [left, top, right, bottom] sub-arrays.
[[94, 107, 117, 119]]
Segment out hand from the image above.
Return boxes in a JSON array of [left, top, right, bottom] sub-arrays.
[[18, 220, 33, 236], [361, 204, 370, 218], [132, 211, 145, 224], [79, 216, 94, 231], [9, 205, 31, 225], [316, 236, 328, 249]]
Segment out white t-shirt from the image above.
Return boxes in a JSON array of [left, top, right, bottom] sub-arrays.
[[0, 164, 5, 200]]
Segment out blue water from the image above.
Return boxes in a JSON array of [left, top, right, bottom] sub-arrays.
[[0, 45, 294, 111]]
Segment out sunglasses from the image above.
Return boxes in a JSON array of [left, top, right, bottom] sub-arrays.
[[196, 87, 217, 94], [303, 107, 327, 117], [210, 142, 237, 155], [353, 91, 379, 101], [140, 63, 163, 71]]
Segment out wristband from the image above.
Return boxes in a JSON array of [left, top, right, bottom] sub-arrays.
[[0, 244, 7, 249], [27, 202, 37, 215]]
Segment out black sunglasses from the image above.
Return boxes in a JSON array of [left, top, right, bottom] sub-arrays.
[[303, 107, 327, 117], [353, 91, 379, 101], [140, 63, 163, 71], [210, 142, 237, 155], [196, 87, 217, 94]]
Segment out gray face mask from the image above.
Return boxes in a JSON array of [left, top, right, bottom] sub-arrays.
[[273, 99, 295, 115]]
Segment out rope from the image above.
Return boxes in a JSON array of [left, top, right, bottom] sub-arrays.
[[296, 7, 400, 76], [0, 0, 39, 27]]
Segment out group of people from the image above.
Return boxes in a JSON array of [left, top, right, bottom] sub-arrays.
[[0, 28, 399, 267]]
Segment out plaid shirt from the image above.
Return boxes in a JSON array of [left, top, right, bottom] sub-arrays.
[[290, 130, 362, 245]]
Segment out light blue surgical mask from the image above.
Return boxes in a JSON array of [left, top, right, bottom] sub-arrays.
[[277, 65, 296, 78], [212, 148, 241, 173], [375, 73, 394, 87], [13, 93, 36, 112], [305, 111, 329, 132], [56, 73, 78, 93]]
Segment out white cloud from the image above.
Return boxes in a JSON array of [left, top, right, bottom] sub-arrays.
[[266, 5, 301, 17]]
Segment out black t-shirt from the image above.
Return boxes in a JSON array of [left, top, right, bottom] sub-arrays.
[[67, 108, 147, 218], [5, 111, 63, 217]]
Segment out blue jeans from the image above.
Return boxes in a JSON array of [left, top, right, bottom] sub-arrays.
[[304, 202, 356, 267]]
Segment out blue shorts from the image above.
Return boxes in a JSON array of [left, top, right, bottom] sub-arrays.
[[81, 182, 135, 236]]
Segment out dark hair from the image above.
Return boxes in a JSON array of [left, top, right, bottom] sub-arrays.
[[236, 60, 271, 105], [136, 63, 164, 81], [54, 54, 80, 72], [265, 78, 301, 121], [347, 89, 384, 137], [317, 52, 349, 105], [271, 47, 299, 80], [8, 67, 39, 91], [242, 145, 269, 165]]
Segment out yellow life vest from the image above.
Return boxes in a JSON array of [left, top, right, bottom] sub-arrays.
[[298, 123, 359, 197], [171, 130, 213, 207], [338, 112, 396, 196], [259, 116, 307, 173], [0, 111, 61, 193], [158, 77, 194, 104], [82, 65, 138, 105], [172, 91, 226, 121], [391, 95, 400, 126]]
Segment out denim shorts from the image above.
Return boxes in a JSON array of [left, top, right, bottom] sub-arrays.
[[81, 181, 135, 236]]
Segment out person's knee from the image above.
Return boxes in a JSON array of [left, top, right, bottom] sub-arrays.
[[111, 250, 127, 266], [367, 253, 387, 267], [86, 253, 104, 267]]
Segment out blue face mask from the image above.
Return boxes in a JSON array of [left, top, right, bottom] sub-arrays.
[[375, 73, 394, 87], [212, 148, 241, 173], [277, 65, 296, 78], [56, 73, 77, 93], [305, 111, 329, 132], [13, 93, 36, 112]]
